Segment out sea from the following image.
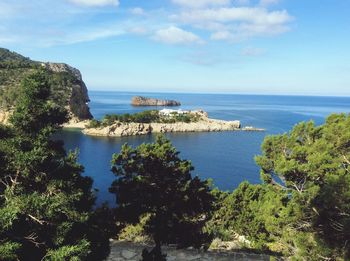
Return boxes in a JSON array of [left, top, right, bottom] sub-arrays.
[[58, 91, 350, 206]]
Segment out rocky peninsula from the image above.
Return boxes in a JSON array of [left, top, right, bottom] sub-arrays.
[[131, 96, 181, 106], [82, 110, 264, 137]]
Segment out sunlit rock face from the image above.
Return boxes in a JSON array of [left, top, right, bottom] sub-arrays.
[[0, 47, 93, 121], [131, 96, 181, 106]]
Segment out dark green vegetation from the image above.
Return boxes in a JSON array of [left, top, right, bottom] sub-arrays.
[[109, 136, 214, 257], [0, 71, 111, 260], [86, 110, 200, 128], [206, 114, 350, 260], [0, 48, 92, 120], [109, 114, 350, 260], [1, 56, 349, 260]]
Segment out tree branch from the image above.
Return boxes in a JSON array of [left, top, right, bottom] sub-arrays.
[[27, 214, 46, 225]]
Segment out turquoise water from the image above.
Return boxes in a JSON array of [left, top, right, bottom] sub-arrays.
[[59, 92, 350, 205]]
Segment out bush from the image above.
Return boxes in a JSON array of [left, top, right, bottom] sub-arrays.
[[87, 119, 102, 128], [96, 110, 200, 127], [110, 136, 214, 249]]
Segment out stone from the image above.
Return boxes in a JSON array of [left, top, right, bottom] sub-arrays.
[[121, 249, 137, 259], [0, 48, 93, 122], [131, 96, 181, 106], [187, 254, 202, 260], [106, 240, 273, 261], [82, 110, 248, 137], [166, 255, 177, 261]]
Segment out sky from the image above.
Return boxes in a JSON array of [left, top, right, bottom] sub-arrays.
[[0, 0, 349, 96]]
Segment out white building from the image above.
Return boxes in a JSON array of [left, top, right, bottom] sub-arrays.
[[159, 109, 188, 116]]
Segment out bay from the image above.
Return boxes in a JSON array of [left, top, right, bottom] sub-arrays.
[[58, 91, 350, 205]]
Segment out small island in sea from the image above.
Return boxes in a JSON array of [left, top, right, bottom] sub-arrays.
[[131, 96, 181, 106], [79, 109, 264, 137]]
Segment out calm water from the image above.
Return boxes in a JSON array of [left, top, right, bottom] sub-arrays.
[[58, 92, 350, 205]]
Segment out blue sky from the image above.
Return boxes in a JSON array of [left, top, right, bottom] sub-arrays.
[[1, 0, 349, 96]]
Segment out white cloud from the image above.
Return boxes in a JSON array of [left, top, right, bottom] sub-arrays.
[[0, 0, 293, 49], [130, 7, 145, 15], [172, 7, 293, 41], [68, 0, 119, 7], [172, 0, 230, 9], [173, 7, 292, 25], [37, 27, 124, 46], [153, 26, 203, 45]]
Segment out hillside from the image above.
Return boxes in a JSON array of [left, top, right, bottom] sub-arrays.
[[0, 48, 92, 121]]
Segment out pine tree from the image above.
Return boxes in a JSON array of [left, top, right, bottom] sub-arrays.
[[110, 136, 214, 253], [255, 114, 350, 259], [0, 70, 110, 260]]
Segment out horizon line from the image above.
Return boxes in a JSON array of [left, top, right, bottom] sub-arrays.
[[87, 89, 350, 98]]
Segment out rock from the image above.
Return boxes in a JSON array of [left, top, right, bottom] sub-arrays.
[[0, 110, 12, 124], [121, 249, 137, 259], [187, 254, 202, 260], [106, 240, 274, 261], [0, 48, 93, 122], [44, 62, 93, 120], [81, 110, 259, 137], [131, 96, 181, 106]]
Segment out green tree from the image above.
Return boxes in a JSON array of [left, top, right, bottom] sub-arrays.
[[255, 113, 350, 259], [0, 71, 111, 260], [205, 182, 290, 254], [110, 136, 214, 254], [207, 114, 350, 260]]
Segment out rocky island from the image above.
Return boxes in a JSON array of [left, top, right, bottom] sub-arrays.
[[82, 109, 264, 137], [131, 96, 181, 106]]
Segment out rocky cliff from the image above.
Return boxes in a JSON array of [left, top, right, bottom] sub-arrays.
[[131, 96, 181, 106], [0, 48, 92, 123], [43, 62, 92, 121]]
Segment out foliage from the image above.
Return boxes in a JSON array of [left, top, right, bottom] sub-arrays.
[[117, 214, 152, 243], [207, 114, 350, 260], [205, 182, 290, 252], [110, 135, 214, 250], [0, 48, 35, 69], [0, 71, 111, 260], [86, 110, 200, 128], [255, 113, 350, 259], [86, 119, 102, 129], [0, 48, 92, 120]]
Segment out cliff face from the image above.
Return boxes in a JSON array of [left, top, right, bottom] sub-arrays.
[[0, 48, 93, 122], [44, 62, 92, 120], [131, 96, 181, 106]]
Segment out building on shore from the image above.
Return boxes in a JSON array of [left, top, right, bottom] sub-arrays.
[[159, 109, 189, 116]]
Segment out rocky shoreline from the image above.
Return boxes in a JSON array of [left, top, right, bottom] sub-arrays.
[[4, 109, 264, 137], [80, 117, 264, 137]]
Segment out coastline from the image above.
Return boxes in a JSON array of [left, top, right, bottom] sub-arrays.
[[4, 110, 264, 136], [63, 120, 90, 129], [80, 118, 264, 137]]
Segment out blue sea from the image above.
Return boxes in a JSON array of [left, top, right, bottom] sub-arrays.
[[58, 91, 350, 205]]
